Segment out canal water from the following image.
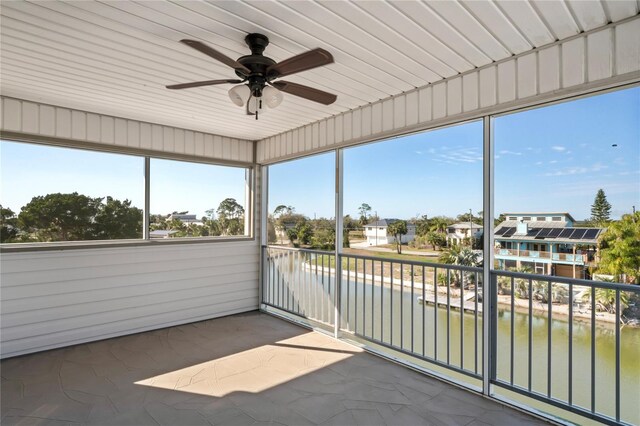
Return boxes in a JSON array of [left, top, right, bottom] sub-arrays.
[[266, 259, 640, 424]]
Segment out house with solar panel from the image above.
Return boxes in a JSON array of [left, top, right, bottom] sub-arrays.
[[493, 213, 604, 279]]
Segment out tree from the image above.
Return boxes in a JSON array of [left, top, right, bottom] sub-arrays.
[[438, 245, 480, 288], [0, 205, 19, 243], [597, 211, 640, 283], [18, 193, 102, 242], [217, 198, 245, 236], [590, 189, 612, 224], [415, 215, 430, 236], [429, 216, 451, 234], [358, 203, 372, 225], [494, 213, 507, 227], [387, 220, 408, 254], [273, 205, 294, 217], [426, 231, 446, 250], [93, 197, 143, 240]]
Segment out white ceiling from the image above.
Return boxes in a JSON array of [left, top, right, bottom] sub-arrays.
[[1, 0, 638, 141]]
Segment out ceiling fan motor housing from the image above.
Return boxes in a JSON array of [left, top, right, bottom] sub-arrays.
[[236, 33, 278, 96]]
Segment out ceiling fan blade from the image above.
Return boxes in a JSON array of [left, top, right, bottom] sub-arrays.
[[272, 81, 337, 105], [267, 48, 333, 78], [180, 39, 251, 75], [166, 79, 242, 90]]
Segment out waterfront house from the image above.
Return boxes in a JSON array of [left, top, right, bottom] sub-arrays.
[[365, 219, 416, 246], [494, 213, 604, 278]]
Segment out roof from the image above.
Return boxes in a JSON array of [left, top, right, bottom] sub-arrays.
[[368, 219, 414, 227], [501, 212, 576, 222], [494, 224, 604, 243], [449, 223, 483, 229]]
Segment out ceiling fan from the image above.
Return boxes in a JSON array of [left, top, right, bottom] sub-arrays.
[[166, 33, 337, 119]]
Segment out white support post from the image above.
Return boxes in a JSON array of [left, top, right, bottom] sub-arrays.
[[482, 116, 495, 395], [334, 149, 344, 339], [259, 166, 269, 310], [143, 157, 150, 240]]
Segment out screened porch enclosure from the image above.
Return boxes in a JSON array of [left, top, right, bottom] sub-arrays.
[[1, 2, 639, 425]]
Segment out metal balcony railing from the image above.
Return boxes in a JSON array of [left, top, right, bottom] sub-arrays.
[[261, 245, 639, 426], [494, 247, 588, 263]]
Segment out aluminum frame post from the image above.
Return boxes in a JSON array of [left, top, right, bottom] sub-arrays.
[[143, 157, 151, 240], [259, 166, 269, 310], [334, 149, 344, 338], [482, 116, 495, 395]]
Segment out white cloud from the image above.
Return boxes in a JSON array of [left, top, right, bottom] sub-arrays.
[[551, 146, 566, 152], [543, 163, 608, 177], [535, 161, 543, 166], [498, 150, 522, 156]]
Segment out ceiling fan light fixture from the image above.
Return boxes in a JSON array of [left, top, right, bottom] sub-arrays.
[[228, 84, 251, 107], [263, 86, 283, 108]]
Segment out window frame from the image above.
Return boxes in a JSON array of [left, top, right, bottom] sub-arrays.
[[0, 135, 255, 252]]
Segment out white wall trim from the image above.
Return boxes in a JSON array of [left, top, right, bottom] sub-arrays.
[[1, 96, 256, 164]]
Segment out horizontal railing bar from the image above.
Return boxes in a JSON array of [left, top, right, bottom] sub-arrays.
[[492, 269, 638, 291], [491, 380, 626, 426], [341, 329, 483, 380], [262, 301, 334, 328], [343, 253, 482, 272], [266, 245, 333, 255]]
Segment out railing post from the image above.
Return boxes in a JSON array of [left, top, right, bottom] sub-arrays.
[[259, 166, 269, 311], [482, 115, 494, 396], [334, 149, 344, 338]]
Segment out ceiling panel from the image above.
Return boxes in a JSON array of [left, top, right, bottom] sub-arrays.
[[1, 0, 635, 141]]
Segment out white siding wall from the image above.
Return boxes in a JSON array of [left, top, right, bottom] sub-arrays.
[[0, 97, 255, 163], [0, 241, 259, 358], [257, 19, 640, 164]]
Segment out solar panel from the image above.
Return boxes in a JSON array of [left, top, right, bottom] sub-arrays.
[[527, 228, 541, 237], [495, 227, 508, 236], [502, 227, 516, 237], [583, 229, 600, 239], [537, 228, 553, 237], [569, 229, 588, 239], [558, 229, 574, 239], [548, 228, 562, 238]]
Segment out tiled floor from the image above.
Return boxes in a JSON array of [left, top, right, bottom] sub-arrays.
[[1, 312, 547, 425]]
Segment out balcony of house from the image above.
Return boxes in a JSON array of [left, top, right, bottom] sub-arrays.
[[494, 248, 588, 265]]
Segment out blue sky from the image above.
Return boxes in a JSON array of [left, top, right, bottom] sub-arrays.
[[269, 87, 639, 220], [1, 87, 638, 221], [0, 143, 246, 218]]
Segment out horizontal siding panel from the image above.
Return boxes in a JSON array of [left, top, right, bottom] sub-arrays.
[[615, 19, 640, 75], [0, 242, 259, 358], [2, 279, 258, 327], [2, 300, 257, 358], [0, 97, 253, 164], [2, 287, 257, 341]]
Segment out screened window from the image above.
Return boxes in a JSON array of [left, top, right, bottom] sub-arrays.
[[1, 140, 144, 243], [0, 140, 251, 244], [267, 152, 335, 248], [149, 158, 249, 238], [343, 120, 483, 257]]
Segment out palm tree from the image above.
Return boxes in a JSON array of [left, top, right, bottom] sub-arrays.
[[438, 245, 479, 287], [429, 217, 450, 234]]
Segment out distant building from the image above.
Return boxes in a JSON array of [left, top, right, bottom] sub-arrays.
[[168, 214, 200, 224], [446, 223, 483, 245], [365, 219, 416, 246], [494, 212, 603, 279], [149, 230, 178, 239]]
